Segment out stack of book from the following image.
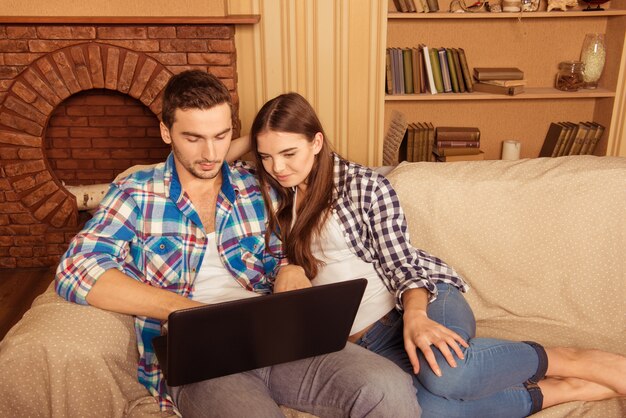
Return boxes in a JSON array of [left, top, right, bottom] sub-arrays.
[[538, 121, 605, 157], [401, 122, 435, 162], [386, 45, 473, 95], [472, 67, 526, 96], [433, 127, 484, 162], [391, 0, 440, 13]]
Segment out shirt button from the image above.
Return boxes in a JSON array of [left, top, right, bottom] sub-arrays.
[[159, 244, 165, 250], [192, 268, 197, 272]]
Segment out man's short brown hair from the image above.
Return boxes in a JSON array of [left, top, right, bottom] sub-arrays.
[[161, 70, 232, 129]]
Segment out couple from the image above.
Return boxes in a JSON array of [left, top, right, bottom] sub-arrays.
[[56, 70, 625, 417]]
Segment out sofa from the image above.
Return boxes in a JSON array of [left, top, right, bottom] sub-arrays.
[[0, 155, 624, 417]]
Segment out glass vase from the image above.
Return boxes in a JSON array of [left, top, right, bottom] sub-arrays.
[[580, 33, 606, 89]]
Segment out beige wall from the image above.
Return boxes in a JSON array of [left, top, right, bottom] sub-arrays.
[[230, 0, 386, 166], [2, 0, 226, 16]]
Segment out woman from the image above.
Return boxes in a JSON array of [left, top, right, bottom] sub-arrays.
[[248, 92, 626, 417]]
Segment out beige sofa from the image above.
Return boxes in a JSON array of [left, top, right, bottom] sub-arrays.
[[1, 156, 624, 417]]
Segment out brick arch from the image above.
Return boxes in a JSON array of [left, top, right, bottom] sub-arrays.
[[0, 42, 173, 228]]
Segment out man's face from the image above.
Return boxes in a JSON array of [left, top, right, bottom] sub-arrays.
[[160, 103, 232, 182]]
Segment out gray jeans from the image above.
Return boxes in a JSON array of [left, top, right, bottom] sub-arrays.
[[167, 342, 421, 417]]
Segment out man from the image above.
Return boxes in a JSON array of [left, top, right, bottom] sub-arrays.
[[56, 70, 420, 417]]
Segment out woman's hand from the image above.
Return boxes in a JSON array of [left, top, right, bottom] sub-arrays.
[[401, 288, 468, 377], [402, 308, 468, 377], [274, 265, 312, 293]]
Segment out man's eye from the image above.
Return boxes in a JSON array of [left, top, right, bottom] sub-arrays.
[[185, 137, 198, 143]]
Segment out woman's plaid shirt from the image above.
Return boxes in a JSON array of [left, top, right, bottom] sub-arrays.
[[331, 154, 469, 310]]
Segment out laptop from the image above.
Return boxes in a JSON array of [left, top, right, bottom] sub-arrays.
[[152, 278, 367, 386]]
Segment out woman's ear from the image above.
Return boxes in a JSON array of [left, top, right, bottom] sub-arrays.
[[313, 132, 324, 155]]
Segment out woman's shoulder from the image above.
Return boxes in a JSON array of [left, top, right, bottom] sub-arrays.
[[334, 154, 393, 191]]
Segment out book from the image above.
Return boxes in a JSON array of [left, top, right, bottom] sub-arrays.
[[450, 48, 465, 93], [473, 67, 524, 81], [425, 122, 435, 161], [429, 47, 444, 93], [436, 150, 485, 162], [402, 48, 414, 94], [421, 45, 437, 94], [434, 146, 482, 156], [394, 0, 409, 12], [438, 49, 453, 93], [445, 48, 459, 93], [385, 49, 393, 94], [480, 79, 527, 87], [457, 48, 473, 92], [426, 0, 440, 12], [406, 123, 416, 161], [473, 82, 524, 96], [560, 122, 579, 156], [568, 122, 590, 156], [539, 122, 566, 158], [418, 123, 426, 161], [587, 122, 605, 155], [411, 48, 420, 94], [416, 47, 425, 93], [436, 126, 480, 142], [436, 140, 480, 148], [577, 122, 596, 155]]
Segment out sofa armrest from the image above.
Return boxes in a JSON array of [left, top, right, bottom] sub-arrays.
[[0, 281, 169, 417]]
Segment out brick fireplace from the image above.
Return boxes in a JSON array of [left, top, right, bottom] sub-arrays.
[[0, 18, 252, 268]]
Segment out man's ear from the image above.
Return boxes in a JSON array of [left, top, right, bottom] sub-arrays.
[[313, 132, 324, 155], [160, 122, 172, 144]]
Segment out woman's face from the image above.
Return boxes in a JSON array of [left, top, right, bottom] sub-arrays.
[[256, 130, 323, 191]]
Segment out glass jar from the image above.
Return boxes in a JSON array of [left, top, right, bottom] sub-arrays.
[[555, 61, 585, 92], [580, 33, 606, 89]]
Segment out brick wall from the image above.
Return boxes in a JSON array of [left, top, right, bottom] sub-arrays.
[[46, 90, 168, 186], [0, 23, 240, 268]]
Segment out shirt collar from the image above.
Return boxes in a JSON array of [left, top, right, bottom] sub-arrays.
[[163, 153, 238, 204]]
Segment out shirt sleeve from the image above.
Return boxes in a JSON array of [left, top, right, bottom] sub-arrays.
[[55, 184, 141, 305], [365, 175, 467, 311]]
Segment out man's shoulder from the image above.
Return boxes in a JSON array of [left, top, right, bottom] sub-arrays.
[[227, 160, 259, 186], [114, 162, 166, 191]]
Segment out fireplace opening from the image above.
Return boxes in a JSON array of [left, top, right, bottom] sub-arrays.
[[45, 89, 170, 187]]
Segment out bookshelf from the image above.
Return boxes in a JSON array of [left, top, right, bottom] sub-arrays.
[[385, 1, 626, 159]]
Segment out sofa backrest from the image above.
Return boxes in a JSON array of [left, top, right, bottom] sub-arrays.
[[386, 156, 626, 351]]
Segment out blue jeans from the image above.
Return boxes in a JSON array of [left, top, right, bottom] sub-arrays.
[[167, 342, 421, 417], [355, 283, 547, 418]]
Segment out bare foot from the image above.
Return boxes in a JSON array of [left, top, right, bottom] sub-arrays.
[[539, 377, 622, 409], [545, 347, 626, 395]]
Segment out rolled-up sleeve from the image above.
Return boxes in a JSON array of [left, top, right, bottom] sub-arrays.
[[55, 184, 140, 305]]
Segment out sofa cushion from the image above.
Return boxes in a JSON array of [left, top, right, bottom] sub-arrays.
[[386, 156, 626, 417]]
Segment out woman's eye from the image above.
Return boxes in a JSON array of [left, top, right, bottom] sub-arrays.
[[260, 155, 270, 161], [284, 153, 295, 158]]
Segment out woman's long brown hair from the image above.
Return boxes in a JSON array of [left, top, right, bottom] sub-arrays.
[[250, 93, 335, 279]]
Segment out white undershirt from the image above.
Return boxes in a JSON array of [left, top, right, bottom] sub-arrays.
[[293, 189, 395, 335], [190, 232, 260, 304]]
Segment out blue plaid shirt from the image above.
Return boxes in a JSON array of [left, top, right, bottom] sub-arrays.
[[56, 154, 282, 413], [330, 154, 468, 308]]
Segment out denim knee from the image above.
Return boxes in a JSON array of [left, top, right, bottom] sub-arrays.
[[417, 354, 478, 399]]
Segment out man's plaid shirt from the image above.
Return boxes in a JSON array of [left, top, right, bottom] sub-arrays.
[[331, 154, 468, 309], [56, 154, 281, 413]]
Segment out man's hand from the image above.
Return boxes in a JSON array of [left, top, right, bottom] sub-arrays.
[[401, 288, 468, 377], [274, 265, 312, 293]]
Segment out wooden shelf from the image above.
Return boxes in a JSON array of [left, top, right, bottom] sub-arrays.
[[0, 15, 261, 24], [388, 9, 626, 19], [385, 88, 616, 101]]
